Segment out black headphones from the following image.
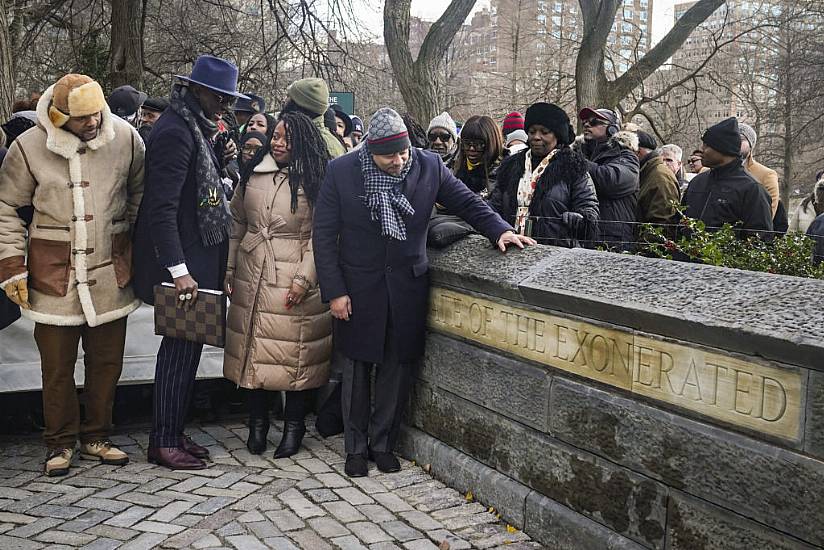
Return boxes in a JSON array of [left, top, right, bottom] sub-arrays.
[[605, 110, 621, 137]]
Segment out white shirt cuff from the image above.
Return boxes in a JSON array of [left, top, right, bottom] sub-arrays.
[[168, 263, 189, 279]]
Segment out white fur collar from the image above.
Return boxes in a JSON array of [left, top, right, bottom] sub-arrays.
[[36, 84, 117, 160]]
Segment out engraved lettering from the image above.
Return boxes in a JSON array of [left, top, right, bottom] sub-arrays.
[[759, 376, 788, 422], [676, 358, 702, 401], [588, 334, 610, 373], [733, 369, 753, 415]]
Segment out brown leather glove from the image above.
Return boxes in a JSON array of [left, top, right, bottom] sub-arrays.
[[4, 277, 30, 309]]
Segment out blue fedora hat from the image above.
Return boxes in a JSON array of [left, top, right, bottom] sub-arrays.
[[176, 55, 248, 99]]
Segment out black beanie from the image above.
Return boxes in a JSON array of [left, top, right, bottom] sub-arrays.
[[702, 117, 740, 157], [524, 102, 574, 146]]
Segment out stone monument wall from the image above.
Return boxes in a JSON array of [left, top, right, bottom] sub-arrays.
[[399, 236, 824, 550]]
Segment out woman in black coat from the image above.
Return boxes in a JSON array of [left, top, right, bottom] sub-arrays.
[[452, 115, 503, 197], [489, 102, 599, 247]]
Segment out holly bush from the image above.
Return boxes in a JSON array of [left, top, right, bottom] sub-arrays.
[[639, 211, 824, 279]]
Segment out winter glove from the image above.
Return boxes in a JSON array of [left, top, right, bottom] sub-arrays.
[[561, 211, 584, 232], [4, 277, 30, 309]]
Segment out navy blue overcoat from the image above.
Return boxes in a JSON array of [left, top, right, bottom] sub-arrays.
[[313, 148, 512, 364], [132, 109, 228, 304]]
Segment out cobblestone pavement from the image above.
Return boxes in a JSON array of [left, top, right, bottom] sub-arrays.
[[0, 419, 542, 549]]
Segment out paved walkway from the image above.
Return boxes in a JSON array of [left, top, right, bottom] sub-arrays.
[[0, 419, 540, 549]]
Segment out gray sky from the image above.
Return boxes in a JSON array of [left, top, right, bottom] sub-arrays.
[[355, 0, 676, 47]]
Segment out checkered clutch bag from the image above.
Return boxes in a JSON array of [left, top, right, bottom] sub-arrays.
[[153, 284, 227, 347]]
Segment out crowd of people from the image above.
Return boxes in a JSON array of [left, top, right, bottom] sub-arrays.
[[0, 53, 821, 479]]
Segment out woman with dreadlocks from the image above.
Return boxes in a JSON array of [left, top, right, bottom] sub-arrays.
[[223, 111, 333, 458]]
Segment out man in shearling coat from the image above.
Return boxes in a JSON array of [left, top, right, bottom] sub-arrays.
[[0, 74, 144, 476], [313, 107, 534, 477]]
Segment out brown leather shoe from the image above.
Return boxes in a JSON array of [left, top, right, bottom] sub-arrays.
[[179, 435, 210, 459], [147, 447, 206, 470]]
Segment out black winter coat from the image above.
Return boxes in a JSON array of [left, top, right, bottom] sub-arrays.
[[681, 158, 773, 237], [579, 133, 639, 250], [807, 213, 824, 265], [453, 160, 498, 195], [313, 148, 512, 364], [489, 147, 599, 247], [132, 109, 229, 304]]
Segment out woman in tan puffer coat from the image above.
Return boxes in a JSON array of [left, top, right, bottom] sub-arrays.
[[223, 112, 332, 458]]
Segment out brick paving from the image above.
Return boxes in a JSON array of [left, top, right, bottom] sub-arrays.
[[0, 420, 541, 549]]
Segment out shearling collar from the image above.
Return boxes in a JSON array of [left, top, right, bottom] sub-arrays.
[[35, 84, 116, 160], [574, 130, 639, 153], [253, 152, 278, 173]]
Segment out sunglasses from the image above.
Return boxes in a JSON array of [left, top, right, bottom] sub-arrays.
[[209, 90, 236, 107], [428, 132, 452, 143], [461, 140, 486, 151], [688, 158, 701, 164], [583, 118, 607, 127]]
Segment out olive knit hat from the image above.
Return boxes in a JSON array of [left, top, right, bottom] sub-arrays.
[[286, 78, 329, 118]]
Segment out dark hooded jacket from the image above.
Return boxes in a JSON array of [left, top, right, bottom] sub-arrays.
[[489, 147, 599, 247], [681, 157, 773, 237], [576, 131, 640, 250]]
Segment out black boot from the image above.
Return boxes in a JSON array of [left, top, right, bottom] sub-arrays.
[[246, 390, 269, 455], [273, 420, 306, 459]]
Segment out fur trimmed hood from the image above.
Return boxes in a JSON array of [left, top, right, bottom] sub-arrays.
[[36, 84, 116, 160], [574, 129, 639, 154]]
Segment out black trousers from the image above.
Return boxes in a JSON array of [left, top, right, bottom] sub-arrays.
[[150, 336, 203, 448], [341, 331, 416, 456]]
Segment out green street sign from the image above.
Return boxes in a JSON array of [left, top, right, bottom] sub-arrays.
[[329, 92, 355, 115]]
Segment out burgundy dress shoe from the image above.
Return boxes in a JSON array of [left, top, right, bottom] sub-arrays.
[[179, 435, 210, 459], [147, 447, 206, 470]]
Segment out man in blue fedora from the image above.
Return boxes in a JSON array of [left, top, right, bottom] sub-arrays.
[[133, 54, 247, 469]]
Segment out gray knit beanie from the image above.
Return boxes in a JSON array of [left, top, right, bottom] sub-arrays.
[[739, 122, 757, 151], [367, 107, 411, 155], [427, 111, 458, 141]]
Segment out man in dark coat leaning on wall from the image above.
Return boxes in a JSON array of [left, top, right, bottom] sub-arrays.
[[313, 107, 534, 477]]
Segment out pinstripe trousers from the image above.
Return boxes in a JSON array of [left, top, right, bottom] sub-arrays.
[[149, 336, 203, 448]]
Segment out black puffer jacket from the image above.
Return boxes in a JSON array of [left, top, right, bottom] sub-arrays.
[[489, 147, 599, 247], [576, 132, 640, 250]]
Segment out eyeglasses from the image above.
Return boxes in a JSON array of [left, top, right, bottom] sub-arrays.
[[461, 140, 486, 151], [687, 157, 701, 164], [582, 118, 607, 128], [428, 132, 452, 143], [209, 90, 236, 108], [241, 144, 263, 154]]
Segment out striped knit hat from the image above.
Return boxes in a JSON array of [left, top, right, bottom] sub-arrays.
[[502, 111, 524, 135], [367, 107, 410, 155]]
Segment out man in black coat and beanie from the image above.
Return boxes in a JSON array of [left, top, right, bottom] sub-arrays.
[[681, 117, 773, 238], [577, 108, 640, 251], [133, 55, 247, 470], [313, 107, 533, 477]]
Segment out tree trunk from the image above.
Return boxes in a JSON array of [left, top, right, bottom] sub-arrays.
[[384, 0, 476, 124], [781, 26, 793, 207], [0, 0, 14, 122], [109, 0, 144, 89], [575, 0, 724, 113]]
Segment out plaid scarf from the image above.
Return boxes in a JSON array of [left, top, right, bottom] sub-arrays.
[[169, 84, 232, 247], [359, 144, 415, 240]]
